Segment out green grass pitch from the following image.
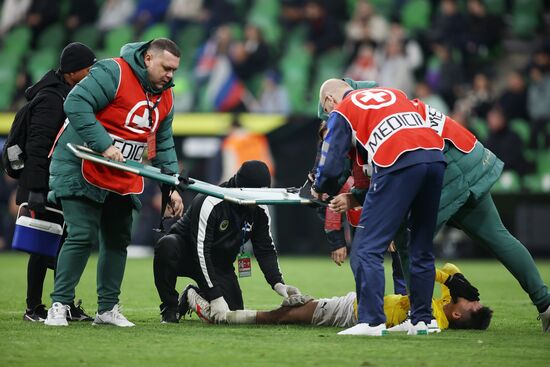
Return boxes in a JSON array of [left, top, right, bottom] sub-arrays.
[[0, 253, 549, 366]]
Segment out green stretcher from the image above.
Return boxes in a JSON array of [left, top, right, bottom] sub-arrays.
[[67, 143, 325, 206]]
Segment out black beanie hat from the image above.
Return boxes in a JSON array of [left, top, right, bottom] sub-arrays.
[[60, 42, 96, 73], [235, 160, 271, 188]]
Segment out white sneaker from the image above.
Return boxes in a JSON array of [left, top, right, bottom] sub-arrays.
[[427, 319, 441, 333], [338, 323, 388, 336], [407, 321, 430, 335], [539, 304, 550, 332], [44, 302, 70, 326], [92, 304, 135, 327], [388, 319, 412, 332]]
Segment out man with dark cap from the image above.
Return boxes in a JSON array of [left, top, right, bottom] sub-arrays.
[[15, 42, 96, 322], [153, 160, 302, 323]]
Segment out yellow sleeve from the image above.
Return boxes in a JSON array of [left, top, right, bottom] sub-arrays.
[[435, 269, 450, 285]]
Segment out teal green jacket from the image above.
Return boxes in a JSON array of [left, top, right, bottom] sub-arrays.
[[317, 79, 503, 226], [49, 41, 179, 207]]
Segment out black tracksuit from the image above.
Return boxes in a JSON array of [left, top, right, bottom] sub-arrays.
[[15, 70, 71, 309], [154, 183, 284, 310]]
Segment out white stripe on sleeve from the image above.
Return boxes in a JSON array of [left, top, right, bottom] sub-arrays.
[[197, 197, 223, 288]]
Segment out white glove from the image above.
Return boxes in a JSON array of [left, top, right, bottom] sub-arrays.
[[274, 283, 301, 298], [281, 294, 314, 307], [210, 296, 230, 324]]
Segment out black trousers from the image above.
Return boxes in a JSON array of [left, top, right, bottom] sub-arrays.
[[26, 253, 56, 309], [153, 234, 243, 310]]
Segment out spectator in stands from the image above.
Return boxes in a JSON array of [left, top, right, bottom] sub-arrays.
[[414, 81, 449, 115], [376, 37, 416, 96], [387, 19, 423, 73], [431, 0, 466, 53], [65, 0, 99, 35], [304, 0, 344, 56], [131, 0, 170, 36], [26, 0, 59, 48], [10, 69, 32, 111], [527, 65, 550, 149], [345, 44, 378, 83], [345, 0, 389, 60], [455, 72, 494, 119], [497, 70, 529, 122], [0, 0, 31, 38], [232, 24, 270, 82], [167, 0, 205, 39], [247, 69, 291, 114], [202, 0, 239, 36], [426, 42, 463, 110], [280, 0, 305, 32], [464, 0, 503, 67], [486, 105, 531, 175], [97, 0, 136, 33]]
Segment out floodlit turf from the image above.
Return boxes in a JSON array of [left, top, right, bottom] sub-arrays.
[[0, 253, 548, 366]]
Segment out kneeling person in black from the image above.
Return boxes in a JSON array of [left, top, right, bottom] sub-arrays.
[[154, 160, 301, 323]]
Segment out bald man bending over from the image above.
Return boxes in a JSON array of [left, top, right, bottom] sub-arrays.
[[311, 79, 446, 336]]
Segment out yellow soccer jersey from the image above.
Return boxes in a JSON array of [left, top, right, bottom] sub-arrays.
[[382, 263, 461, 329]]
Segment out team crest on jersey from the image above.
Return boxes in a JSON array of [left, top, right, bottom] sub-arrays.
[[351, 89, 396, 110], [125, 101, 160, 134], [219, 220, 229, 231]]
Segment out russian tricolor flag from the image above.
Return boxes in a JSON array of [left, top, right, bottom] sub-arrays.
[[206, 56, 245, 112]]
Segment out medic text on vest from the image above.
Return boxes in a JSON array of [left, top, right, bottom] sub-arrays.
[[427, 105, 445, 136], [366, 112, 425, 154], [112, 136, 146, 162]]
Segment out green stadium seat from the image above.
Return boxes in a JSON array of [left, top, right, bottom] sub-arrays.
[[367, 0, 395, 18], [491, 170, 521, 193], [401, 0, 431, 34], [36, 23, 66, 51], [104, 25, 134, 57], [250, 0, 279, 21], [28, 49, 58, 83], [510, 119, 530, 145], [483, 0, 506, 15], [0, 63, 17, 110], [140, 24, 170, 42], [511, 12, 539, 39], [175, 25, 205, 69], [71, 25, 101, 50], [523, 173, 550, 193], [513, 0, 543, 14], [537, 151, 550, 174], [2, 27, 32, 60], [248, 14, 281, 47], [281, 59, 308, 113], [470, 118, 488, 142]]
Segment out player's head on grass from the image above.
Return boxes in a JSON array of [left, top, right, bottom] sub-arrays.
[[445, 297, 493, 330]]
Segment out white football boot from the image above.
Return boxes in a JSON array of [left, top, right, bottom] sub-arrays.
[[539, 304, 550, 332], [407, 321, 430, 335], [387, 319, 412, 332], [44, 302, 70, 326], [93, 304, 135, 327], [338, 323, 388, 336]]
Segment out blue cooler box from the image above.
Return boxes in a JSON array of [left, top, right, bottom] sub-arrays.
[[12, 205, 64, 257]]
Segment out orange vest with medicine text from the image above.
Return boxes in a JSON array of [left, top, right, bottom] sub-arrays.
[[334, 88, 444, 168], [81, 58, 174, 195]]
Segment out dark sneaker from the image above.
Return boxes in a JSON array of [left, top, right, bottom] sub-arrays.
[[178, 284, 201, 320], [23, 304, 48, 322], [68, 299, 93, 321], [160, 306, 179, 324]]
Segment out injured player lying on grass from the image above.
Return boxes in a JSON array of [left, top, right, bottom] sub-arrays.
[[177, 263, 493, 333]]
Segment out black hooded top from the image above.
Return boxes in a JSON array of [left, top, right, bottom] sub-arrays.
[[16, 70, 71, 203]]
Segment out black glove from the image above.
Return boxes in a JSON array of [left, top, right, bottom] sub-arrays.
[[444, 273, 480, 302], [28, 191, 46, 214]]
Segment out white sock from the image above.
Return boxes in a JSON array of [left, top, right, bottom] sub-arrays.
[[226, 310, 257, 324]]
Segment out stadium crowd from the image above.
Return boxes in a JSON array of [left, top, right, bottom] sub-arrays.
[[1, 0, 550, 251]]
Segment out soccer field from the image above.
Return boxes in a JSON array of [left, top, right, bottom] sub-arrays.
[[0, 253, 548, 367]]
